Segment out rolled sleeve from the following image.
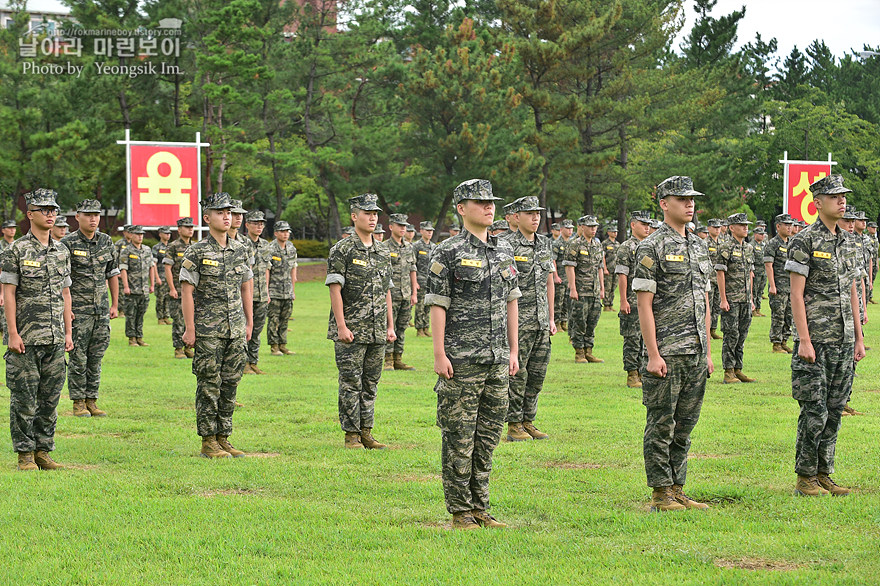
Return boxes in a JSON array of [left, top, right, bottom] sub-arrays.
[[179, 267, 199, 286], [118, 261, 129, 271], [425, 293, 451, 309], [763, 256, 774, 264], [715, 263, 728, 272], [785, 260, 809, 277], [631, 277, 656, 294], [614, 264, 629, 275], [62, 276, 72, 288], [163, 256, 174, 266], [242, 267, 254, 282], [562, 260, 577, 267], [106, 267, 121, 278], [325, 273, 345, 287], [506, 286, 522, 303]]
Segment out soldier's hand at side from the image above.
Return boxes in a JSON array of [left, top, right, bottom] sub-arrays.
[[434, 355, 453, 380], [338, 326, 354, 344], [604, 268, 610, 275], [123, 286, 131, 295], [109, 305, 118, 319], [410, 293, 417, 306], [65, 334, 74, 352], [386, 328, 396, 343], [553, 274, 562, 285], [798, 340, 816, 364], [549, 322, 557, 336], [620, 299, 630, 314], [8, 334, 24, 354], [182, 328, 195, 348], [291, 292, 296, 301], [509, 355, 519, 377], [706, 354, 714, 376], [149, 285, 154, 293], [647, 355, 667, 377], [0, 295, 4, 307], [169, 288, 178, 299], [246, 323, 253, 342], [769, 286, 776, 295], [720, 299, 730, 312], [855, 340, 866, 362], [570, 290, 579, 300]]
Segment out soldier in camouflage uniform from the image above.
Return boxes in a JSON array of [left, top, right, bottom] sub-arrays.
[[51, 216, 69, 241], [341, 226, 355, 238], [447, 223, 460, 239], [165, 217, 195, 359], [765, 214, 796, 353], [750, 226, 768, 317], [119, 225, 154, 346], [243, 211, 271, 375], [267, 221, 297, 356], [706, 218, 723, 339], [373, 223, 385, 242], [716, 213, 756, 384], [785, 174, 865, 497], [602, 224, 619, 311], [502, 200, 522, 237], [326, 193, 395, 450], [550, 222, 561, 241], [564, 215, 605, 363], [552, 219, 574, 332], [383, 213, 418, 370], [426, 178, 521, 530], [3, 189, 73, 470], [867, 221, 879, 303], [505, 196, 555, 442], [405, 223, 416, 244], [489, 219, 509, 237], [412, 221, 436, 337], [152, 226, 172, 324], [632, 176, 714, 511], [852, 210, 871, 325], [180, 192, 254, 459], [0, 219, 17, 338], [615, 211, 653, 388], [228, 199, 250, 246], [61, 199, 119, 418], [114, 225, 132, 317]]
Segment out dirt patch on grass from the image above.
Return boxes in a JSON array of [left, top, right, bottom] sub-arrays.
[[714, 558, 804, 571], [391, 473, 440, 483], [543, 461, 603, 470], [56, 433, 91, 439], [297, 263, 327, 282], [421, 521, 453, 530], [690, 453, 728, 459], [65, 463, 100, 471], [199, 487, 265, 498], [247, 452, 281, 458]]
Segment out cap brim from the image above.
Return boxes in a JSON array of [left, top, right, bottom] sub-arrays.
[[354, 205, 383, 212], [815, 187, 852, 195], [518, 206, 545, 212]]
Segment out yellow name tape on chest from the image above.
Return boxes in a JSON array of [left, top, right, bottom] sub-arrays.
[[708, 247, 716, 252], [389, 252, 399, 258], [579, 250, 589, 255], [73, 250, 88, 257], [352, 258, 368, 267], [856, 243, 862, 247], [418, 250, 427, 255], [22, 260, 41, 267], [129, 254, 139, 259], [514, 256, 529, 262], [813, 251, 832, 259], [732, 251, 742, 257], [779, 247, 787, 252], [606, 245, 614, 250], [202, 259, 220, 266], [665, 254, 684, 262], [177, 252, 184, 257], [272, 256, 282, 261], [158, 249, 166, 254], [461, 259, 482, 268]]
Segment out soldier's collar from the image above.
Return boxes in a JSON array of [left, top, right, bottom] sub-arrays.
[[76, 228, 102, 242], [351, 235, 377, 251], [26, 230, 59, 250], [463, 228, 496, 249]]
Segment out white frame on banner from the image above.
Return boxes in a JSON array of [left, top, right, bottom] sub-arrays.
[[779, 151, 836, 219]]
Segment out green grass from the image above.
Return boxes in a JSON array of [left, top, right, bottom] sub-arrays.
[[1, 281, 879, 584]]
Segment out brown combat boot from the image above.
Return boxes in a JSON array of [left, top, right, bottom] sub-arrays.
[[200, 435, 232, 459], [393, 353, 415, 370], [472, 510, 507, 528], [72, 399, 91, 417], [416, 328, 427, 337], [751, 308, 761, 317], [650, 486, 686, 511], [842, 403, 864, 416], [817, 473, 851, 496], [250, 363, 266, 375], [280, 344, 294, 355], [451, 512, 481, 530], [734, 369, 756, 383], [506, 422, 532, 442], [216, 435, 245, 458], [671, 484, 709, 509], [710, 329, 722, 340], [574, 348, 588, 363], [128, 337, 138, 346], [360, 428, 387, 449], [136, 338, 149, 346], [270, 344, 283, 356], [85, 399, 106, 417], [174, 347, 186, 359], [17, 452, 38, 471], [242, 363, 255, 375], [772, 343, 787, 354], [722, 369, 740, 384], [383, 353, 394, 370], [184, 347, 194, 359], [781, 341, 793, 353], [34, 451, 63, 470], [795, 475, 829, 496], [626, 371, 642, 388], [584, 347, 604, 363], [560, 321, 568, 332], [522, 421, 549, 440], [344, 431, 365, 449]]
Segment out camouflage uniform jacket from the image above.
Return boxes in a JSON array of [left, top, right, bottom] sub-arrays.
[[412, 238, 436, 288], [152, 242, 169, 283], [563, 235, 603, 297], [602, 237, 620, 270], [60, 229, 119, 315], [425, 229, 522, 365], [0, 232, 71, 345], [119, 243, 153, 296], [0, 237, 12, 256], [751, 240, 766, 274], [856, 232, 871, 279], [764, 235, 791, 291], [509, 231, 553, 331], [324, 235, 392, 344], [632, 222, 712, 356], [163, 237, 192, 291], [114, 237, 129, 258], [267, 240, 297, 300], [716, 238, 754, 304], [706, 236, 721, 284], [179, 233, 253, 339], [785, 220, 858, 344], [247, 236, 272, 303], [614, 236, 641, 308], [552, 237, 569, 276], [384, 237, 416, 300]]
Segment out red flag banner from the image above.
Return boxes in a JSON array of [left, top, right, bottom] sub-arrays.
[[780, 153, 835, 225]]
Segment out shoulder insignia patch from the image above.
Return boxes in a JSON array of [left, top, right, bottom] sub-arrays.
[[640, 256, 654, 269], [182, 258, 195, 270], [792, 250, 809, 263], [430, 261, 445, 275], [177, 252, 184, 257]]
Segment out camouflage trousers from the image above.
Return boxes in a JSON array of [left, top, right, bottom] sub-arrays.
[[568, 295, 601, 349], [768, 290, 792, 343], [752, 272, 766, 311], [68, 313, 111, 400], [169, 296, 185, 349], [619, 311, 644, 372], [436, 362, 508, 514], [267, 298, 293, 345], [335, 341, 384, 432], [7, 344, 65, 453], [720, 302, 752, 370], [554, 278, 569, 324], [603, 272, 617, 308], [641, 353, 707, 487], [124, 293, 148, 338], [792, 341, 853, 477], [507, 328, 551, 423], [709, 282, 720, 330], [386, 297, 410, 355], [193, 336, 245, 437], [414, 287, 430, 330], [246, 300, 268, 364], [154, 281, 171, 320]]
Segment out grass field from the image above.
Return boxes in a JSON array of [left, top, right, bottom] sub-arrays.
[[1, 278, 879, 584]]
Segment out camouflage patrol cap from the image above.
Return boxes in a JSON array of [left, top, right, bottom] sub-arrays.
[[274, 221, 291, 232], [76, 199, 102, 213], [388, 213, 409, 226], [869, 221, 877, 228], [707, 218, 722, 228], [453, 179, 501, 205], [651, 219, 662, 228], [128, 225, 145, 234], [631, 210, 652, 224], [577, 215, 599, 227], [419, 221, 435, 231], [122, 224, 132, 232], [656, 176, 704, 199], [158, 226, 172, 234], [517, 196, 544, 212], [843, 205, 858, 220], [54, 217, 69, 228], [24, 188, 60, 210], [373, 223, 385, 234], [856, 210, 867, 221], [342, 226, 355, 235], [503, 198, 525, 215], [1, 220, 16, 229], [245, 210, 266, 222], [755, 219, 767, 226], [754, 226, 766, 234], [561, 219, 575, 229], [490, 220, 509, 231], [448, 224, 460, 233], [230, 199, 247, 214], [696, 224, 708, 234], [177, 217, 194, 227], [774, 213, 795, 225], [405, 224, 415, 232], [810, 174, 851, 196], [550, 222, 560, 230], [726, 212, 752, 225], [201, 192, 234, 210], [606, 222, 619, 232], [349, 193, 382, 212]]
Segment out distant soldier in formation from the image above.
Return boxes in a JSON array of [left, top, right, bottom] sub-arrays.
[[716, 213, 756, 384], [383, 213, 418, 370], [550, 222, 560, 241], [412, 221, 436, 337], [426, 178, 520, 530], [267, 221, 297, 357], [228, 199, 250, 246], [153, 226, 173, 325], [564, 215, 605, 364], [244, 210, 271, 375], [447, 223, 460, 238], [502, 200, 521, 236], [373, 223, 385, 242], [325, 193, 395, 450], [867, 221, 878, 303], [853, 210, 871, 322], [180, 192, 253, 459], [119, 225, 155, 347], [404, 223, 416, 244], [51, 216, 69, 241], [165, 217, 195, 359], [706, 218, 723, 340], [602, 223, 619, 312], [785, 174, 864, 497], [489, 219, 508, 237], [551, 220, 573, 332], [0, 219, 17, 338], [61, 199, 119, 418], [765, 214, 795, 353], [615, 210, 653, 388], [632, 176, 713, 512], [341, 226, 355, 238], [750, 225, 767, 317], [695, 225, 708, 240], [115, 225, 132, 317], [3, 189, 73, 471]]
